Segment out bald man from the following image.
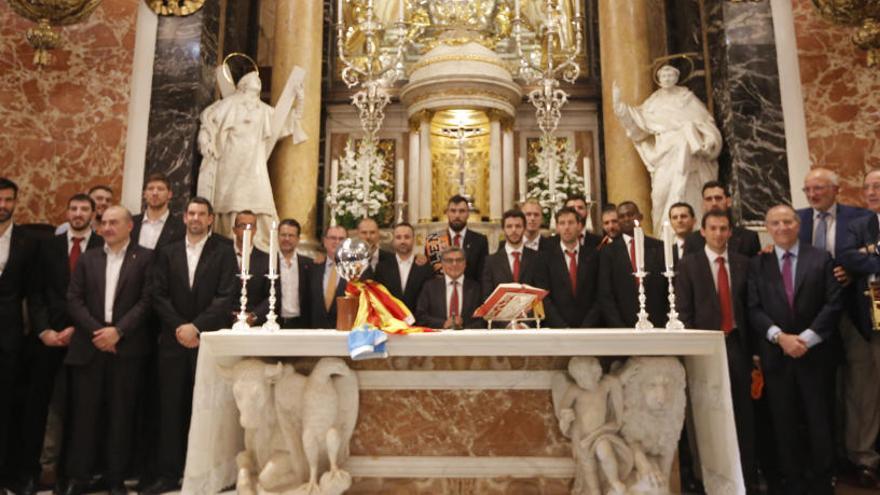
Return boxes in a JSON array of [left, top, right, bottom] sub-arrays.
[[64, 206, 154, 495]]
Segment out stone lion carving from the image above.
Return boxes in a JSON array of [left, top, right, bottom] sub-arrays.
[[220, 357, 359, 495], [617, 356, 687, 494]]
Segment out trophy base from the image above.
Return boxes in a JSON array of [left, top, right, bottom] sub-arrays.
[[336, 295, 359, 331]]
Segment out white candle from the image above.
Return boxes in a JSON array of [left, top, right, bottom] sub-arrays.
[[337, 0, 343, 24], [395, 158, 404, 203], [518, 157, 527, 201], [268, 220, 278, 277], [573, 0, 581, 17], [662, 220, 674, 269], [330, 159, 339, 198], [515, 0, 521, 19], [634, 220, 645, 272], [548, 155, 557, 209], [582, 157, 592, 201], [398, 0, 404, 22], [241, 225, 252, 274]]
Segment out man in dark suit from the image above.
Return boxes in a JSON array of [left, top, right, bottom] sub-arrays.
[[540, 207, 600, 328], [748, 205, 842, 495], [232, 210, 269, 325], [255, 219, 311, 328], [566, 195, 597, 245], [521, 199, 554, 252], [357, 217, 393, 274], [427, 195, 488, 282], [416, 246, 482, 329], [598, 203, 619, 251], [63, 206, 154, 495], [676, 210, 756, 492], [309, 225, 348, 329], [598, 201, 668, 328], [481, 209, 549, 299], [131, 172, 184, 251], [684, 181, 761, 258], [375, 222, 433, 313], [668, 202, 695, 265], [0, 178, 40, 495], [145, 197, 237, 494], [838, 169, 880, 486], [12, 194, 103, 495]]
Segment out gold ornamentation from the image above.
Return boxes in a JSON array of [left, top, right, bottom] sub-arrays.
[[406, 53, 514, 75], [812, 0, 880, 66], [146, 0, 206, 16], [6, 0, 101, 67], [430, 110, 491, 219]]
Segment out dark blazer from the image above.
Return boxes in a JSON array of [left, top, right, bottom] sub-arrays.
[[415, 276, 482, 329], [130, 212, 185, 251], [542, 240, 601, 328], [437, 228, 489, 282], [152, 235, 237, 355], [238, 247, 269, 316], [684, 226, 761, 258], [309, 260, 349, 329], [374, 254, 434, 313], [65, 243, 154, 365], [748, 243, 842, 371], [598, 235, 669, 328], [480, 247, 549, 301], [32, 232, 104, 332], [0, 225, 40, 353], [797, 203, 871, 255], [253, 253, 313, 324], [676, 250, 751, 356], [838, 213, 880, 340]]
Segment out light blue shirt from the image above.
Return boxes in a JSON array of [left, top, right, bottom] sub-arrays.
[[766, 241, 822, 348]]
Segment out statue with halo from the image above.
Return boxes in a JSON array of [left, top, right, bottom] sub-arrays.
[[613, 65, 722, 233], [197, 54, 308, 249]]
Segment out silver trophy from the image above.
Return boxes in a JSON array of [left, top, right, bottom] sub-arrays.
[[335, 238, 371, 282]]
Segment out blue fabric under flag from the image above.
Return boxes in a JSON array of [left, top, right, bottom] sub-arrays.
[[347, 324, 389, 360]]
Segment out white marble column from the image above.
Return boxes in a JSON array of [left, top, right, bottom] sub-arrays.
[[489, 118, 503, 221], [408, 130, 420, 223], [502, 126, 515, 212], [418, 116, 433, 222]]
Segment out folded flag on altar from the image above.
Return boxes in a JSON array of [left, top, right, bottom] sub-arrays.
[[348, 324, 388, 360], [345, 280, 433, 334]]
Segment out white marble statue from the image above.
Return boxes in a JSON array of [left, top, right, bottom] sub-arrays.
[[617, 357, 687, 495], [552, 357, 634, 495], [197, 68, 306, 249], [612, 65, 722, 233], [221, 357, 358, 495]]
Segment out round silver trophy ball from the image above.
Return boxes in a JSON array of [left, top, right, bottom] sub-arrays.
[[335, 238, 371, 282]]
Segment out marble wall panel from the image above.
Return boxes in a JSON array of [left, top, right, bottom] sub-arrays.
[[350, 390, 570, 457], [706, 0, 791, 224], [791, 0, 880, 205], [143, 5, 221, 215], [0, 1, 137, 225]]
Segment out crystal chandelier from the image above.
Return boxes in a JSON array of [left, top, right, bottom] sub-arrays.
[[7, 0, 103, 67]]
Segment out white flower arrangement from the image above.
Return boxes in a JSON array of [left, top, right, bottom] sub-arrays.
[[329, 138, 392, 228], [527, 136, 586, 222]]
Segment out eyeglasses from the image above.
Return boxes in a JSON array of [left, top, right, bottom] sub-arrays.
[[863, 183, 880, 192], [441, 257, 466, 264], [801, 185, 831, 193], [234, 223, 255, 229]]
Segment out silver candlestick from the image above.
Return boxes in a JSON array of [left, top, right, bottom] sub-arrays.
[[262, 273, 280, 332], [663, 268, 685, 330], [232, 272, 252, 331], [634, 269, 654, 330]]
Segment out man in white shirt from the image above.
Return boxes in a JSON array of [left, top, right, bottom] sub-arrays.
[[374, 222, 433, 312], [132, 173, 184, 252], [55, 185, 113, 235], [668, 202, 696, 263], [263, 218, 312, 328], [566, 195, 594, 239], [416, 246, 481, 329], [480, 209, 549, 300], [521, 199, 549, 252]]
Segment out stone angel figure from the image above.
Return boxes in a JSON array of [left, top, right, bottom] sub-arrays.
[[552, 357, 634, 495], [197, 66, 307, 249], [613, 65, 722, 233]]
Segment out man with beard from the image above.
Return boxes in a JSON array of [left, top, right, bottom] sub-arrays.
[[521, 199, 553, 252], [55, 185, 113, 235], [132, 173, 184, 251], [598, 204, 619, 250], [254, 219, 311, 329], [0, 178, 40, 495], [13, 194, 103, 495], [684, 181, 760, 258], [357, 217, 393, 273], [375, 223, 433, 312], [63, 206, 154, 495], [426, 195, 488, 282], [145, 197, 236, 494]]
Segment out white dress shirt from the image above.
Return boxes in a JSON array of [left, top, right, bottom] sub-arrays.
[[505, 243, 524, 275], [67, 228, 93, 254], [560, 239, 579, 268], [523, 233, 542, 251], [812, 204, 837, 257], [370, 249, 380, 270], [396, 253, 414, 291], [186, 234, 210, 289], [622, 233, 635, 264], [676, 237, 686, 259], [0, 224, 12, 276], [444, 274, 465, 316], [279, 253, 300, 318], [104, 241, 129, 323], [138, 209, 169, 250], [704, 245, 737, 329]]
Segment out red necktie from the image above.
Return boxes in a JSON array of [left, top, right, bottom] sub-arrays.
[[453, 234, 462, 247], [628, 238, 637, 273], [449, 280, 460, 318], [716, 257, 734, 333], [566, 250, 578, 296], [511, 251, 521, 283], [69, 237, 83, 275]]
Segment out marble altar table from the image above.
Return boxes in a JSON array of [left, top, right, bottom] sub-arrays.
[[181, 329, 744, 495]]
